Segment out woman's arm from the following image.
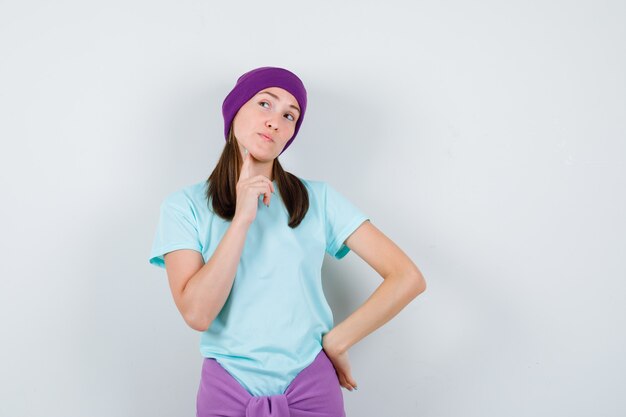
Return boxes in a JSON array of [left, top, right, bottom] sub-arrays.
[[164, 217, 252, 332], [164, 155, 274, 332], [322, 220, 426, 354]]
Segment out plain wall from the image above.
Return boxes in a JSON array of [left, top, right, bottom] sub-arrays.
[[1, 0, 624, 416]]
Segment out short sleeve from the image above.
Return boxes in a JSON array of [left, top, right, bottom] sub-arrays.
[[324, 182, 370, 260], [148, 192, 202, 269]]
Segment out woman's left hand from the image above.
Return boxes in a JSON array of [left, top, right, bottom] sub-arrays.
[[322, 335, 358, 391]]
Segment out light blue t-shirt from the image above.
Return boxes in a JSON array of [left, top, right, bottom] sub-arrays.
[[148, 177, 369, 396]]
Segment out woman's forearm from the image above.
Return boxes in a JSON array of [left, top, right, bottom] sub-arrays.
[[181, 217, 251, 331], [323, 272, 425, 354]]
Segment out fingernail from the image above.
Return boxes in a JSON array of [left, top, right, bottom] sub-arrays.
[[354, 387, 358, 391]]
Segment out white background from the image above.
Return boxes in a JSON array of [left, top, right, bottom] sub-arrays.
[[1, 1, 624, 416]]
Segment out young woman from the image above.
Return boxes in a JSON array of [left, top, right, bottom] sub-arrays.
[[149, 66, 426, 417]]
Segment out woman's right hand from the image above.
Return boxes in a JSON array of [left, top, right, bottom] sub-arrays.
[[233, 149, 275, 225]]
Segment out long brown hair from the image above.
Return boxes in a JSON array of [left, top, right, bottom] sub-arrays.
[[205, 127, 309, 228]]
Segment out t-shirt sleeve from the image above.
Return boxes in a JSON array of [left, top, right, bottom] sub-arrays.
[[148, 191, 202, 269], [324, 182, 370, 260]]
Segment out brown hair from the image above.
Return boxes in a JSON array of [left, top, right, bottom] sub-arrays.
[[205, 127, 309, 228]]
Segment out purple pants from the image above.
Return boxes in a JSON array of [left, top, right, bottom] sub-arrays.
[[196, 348, 346, 417]]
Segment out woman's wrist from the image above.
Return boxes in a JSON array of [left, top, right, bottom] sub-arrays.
[[322, 330, 348, 355], [231, 214, 252, 229]]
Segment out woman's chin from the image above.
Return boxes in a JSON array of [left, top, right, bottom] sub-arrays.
[[248, 147, 277, 161], [256, 155, 276, 163]]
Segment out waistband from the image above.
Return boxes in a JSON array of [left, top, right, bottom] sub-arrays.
[[196, 348, 345, 417]]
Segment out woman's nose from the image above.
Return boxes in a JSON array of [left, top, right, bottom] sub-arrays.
[[266, 118, 279, 130]]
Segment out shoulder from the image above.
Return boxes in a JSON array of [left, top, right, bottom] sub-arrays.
[[296, 176, 327, 194], [296, 177, 354, 205], [298, 177, 350, 199], [294, 177, 331, 207], [160, 179, 209, 216]]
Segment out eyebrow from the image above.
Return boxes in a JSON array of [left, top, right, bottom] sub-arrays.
[[257, 90, 301, 115]]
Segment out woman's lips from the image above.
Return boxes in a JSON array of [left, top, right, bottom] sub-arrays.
[[258, 133, 274, 142]]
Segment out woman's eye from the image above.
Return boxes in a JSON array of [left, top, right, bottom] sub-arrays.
[[259, 101, 295, 122]]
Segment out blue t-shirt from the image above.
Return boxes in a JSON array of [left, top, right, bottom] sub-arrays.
[[148, 177, 369, 396]]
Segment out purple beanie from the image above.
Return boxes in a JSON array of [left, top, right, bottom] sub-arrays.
[[222, 66, 307, 156]]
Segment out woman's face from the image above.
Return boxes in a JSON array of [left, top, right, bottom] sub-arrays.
[[232, 86, 301, 161]]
